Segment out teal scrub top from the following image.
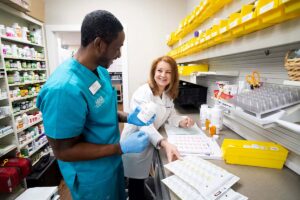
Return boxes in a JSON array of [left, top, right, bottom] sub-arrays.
[[37, 58, 124, 200]]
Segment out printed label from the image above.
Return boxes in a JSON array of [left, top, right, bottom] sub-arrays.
[[211, 32, 217, 38], [229, 20, 238, 28], [242, 13, 253, 23], [89, 81, 101, 95], [220, 27, 227, 33], [259, 2, 274, 15]]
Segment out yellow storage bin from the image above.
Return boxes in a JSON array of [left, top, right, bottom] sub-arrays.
[[228, 12, 244, 37], [241, 4, 262, 34], [256, 0, 283, 24], [222, 139, 288, 169], [178, 64, 209, 76], [280, 0, 300, 19], [218, 19, 232, 43]]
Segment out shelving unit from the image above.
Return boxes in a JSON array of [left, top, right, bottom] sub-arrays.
[[180, 71, 239, 84], [169, 0, 300, 174], [0, 2, 49, 193]]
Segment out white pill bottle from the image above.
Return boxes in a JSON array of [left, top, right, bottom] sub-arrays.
[[137, 101, 158, 123], [210, 105, 224, 131], [200, 104, 208, 129]]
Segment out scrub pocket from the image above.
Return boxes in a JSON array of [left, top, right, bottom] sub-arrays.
[[72, 165, 126, 200]]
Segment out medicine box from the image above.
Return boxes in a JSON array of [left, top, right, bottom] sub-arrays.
[[221, 139, 288, 169]]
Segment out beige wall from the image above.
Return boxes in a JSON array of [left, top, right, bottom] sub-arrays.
[[44, 0, 186, 100], [28, 0, 45, 22]]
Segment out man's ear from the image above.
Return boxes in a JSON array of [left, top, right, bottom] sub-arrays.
[[93, 37, 107, 55]]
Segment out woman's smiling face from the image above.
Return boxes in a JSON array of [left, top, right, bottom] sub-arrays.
[[154, 60, 172, 91]]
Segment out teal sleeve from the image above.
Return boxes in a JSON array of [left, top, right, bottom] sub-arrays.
[[37, 85, 87, 139]]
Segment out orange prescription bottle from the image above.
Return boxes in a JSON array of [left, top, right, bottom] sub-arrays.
[[205, 119, 210, 131]]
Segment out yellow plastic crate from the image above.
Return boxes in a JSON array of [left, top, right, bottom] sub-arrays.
[[222, 139, 288, 169], [241, 4, 262, 34], [218, 19, 232, 43], [178, 64, 209, 76], [256, 0, 284, 24], [228, 12, 244, 37], [280, 0, 300, 19]]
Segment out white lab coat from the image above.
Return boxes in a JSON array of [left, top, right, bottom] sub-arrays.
[[121, 83, 184, 179]]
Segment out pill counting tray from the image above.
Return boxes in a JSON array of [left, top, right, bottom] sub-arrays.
[[162, 175, 247, 200], [164, 156, 240, 200]]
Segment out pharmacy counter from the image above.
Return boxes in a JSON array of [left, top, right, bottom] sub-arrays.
[[153, 113, 300, 200]]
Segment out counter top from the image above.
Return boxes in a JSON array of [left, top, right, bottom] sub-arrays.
[[158, 112, 300, 200]]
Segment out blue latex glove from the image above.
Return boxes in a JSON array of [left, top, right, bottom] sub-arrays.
[[127, 106, 156, 126], [120, 131, 149, 154]]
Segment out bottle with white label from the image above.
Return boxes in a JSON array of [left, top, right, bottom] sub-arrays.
[[211, 105, 224, 131], [200, 104, 208, 129], [137, 101, 158, 123]]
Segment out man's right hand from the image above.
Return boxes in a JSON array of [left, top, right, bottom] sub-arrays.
[[120, 131, 149, 154]]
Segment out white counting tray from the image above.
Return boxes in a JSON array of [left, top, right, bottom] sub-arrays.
[[164, 156, 240, 200], [162, 175, 247, 200]]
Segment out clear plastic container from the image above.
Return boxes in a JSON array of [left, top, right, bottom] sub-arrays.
[[200, 104, 208, 129], [211, 105, 224, 131], [137, 101, 158, 123]]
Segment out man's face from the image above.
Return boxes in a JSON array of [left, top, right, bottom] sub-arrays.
[[98, 31, 125, 68]]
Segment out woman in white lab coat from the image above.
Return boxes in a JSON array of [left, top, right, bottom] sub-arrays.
[[121, 55, 194, 200]]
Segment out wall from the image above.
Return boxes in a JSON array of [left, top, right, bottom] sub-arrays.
[[28, 0, 45, 22], [44, 0, 186, 102]]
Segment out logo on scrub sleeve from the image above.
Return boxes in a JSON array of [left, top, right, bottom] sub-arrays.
[[95, 96, 104, 108]]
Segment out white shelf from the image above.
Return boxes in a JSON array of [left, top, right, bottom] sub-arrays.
[[19, 133, 44, 149], [179, 74, 197, 84], [179, 71, 239, 84], [28, 141, 48, 157], [0, 36, 44, 48], [16, 118, 43, 134], [283, 80, 300, 87], [176, 19, 300, 63], [195, 71, 239, 77], [0, 144, 17, 157], [0, 129, 14, 139], [12, 94, 39, 102], [13, 106, 37, 116], [0, 96, 8, 101], [3, 56, 45, 62], [0, 114, 10, 120], [9, 80, 46, 87], [6, 68, 47, 72]]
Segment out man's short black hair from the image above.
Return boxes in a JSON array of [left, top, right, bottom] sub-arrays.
[[81, 10, 123, 47]]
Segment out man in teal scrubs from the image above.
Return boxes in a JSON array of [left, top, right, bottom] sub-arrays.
[[37, 10, 152, 200]]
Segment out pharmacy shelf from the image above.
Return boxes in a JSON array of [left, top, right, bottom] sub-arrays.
[[0, 144, 17, 157], [176, 19, 300, 63], [179, 71, 239, 84], [195, 71, 239, 76], [3, 56, 45, 62], [6, 68, 47, 72], [11, 94, 38, 102], [0, 96, 8, 101], [0, 114, 10, 120], [28, 142, 48, 157], [0, 35, 44, 48], [19, 133, 44, 149], [283, 80, 300, 87], [32, 152, 50, 166], [8, 80, 46, 87], [13, 106, 37, 117], [0, 129, 14, 139], [16, 118, 43, 134]]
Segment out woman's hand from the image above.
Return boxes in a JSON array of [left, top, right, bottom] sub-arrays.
[[179, 117, 195, 128], [160, 139, 181, 162]]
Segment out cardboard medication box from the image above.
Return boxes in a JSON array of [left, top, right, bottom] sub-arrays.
[[222, 139, 288, 169]]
